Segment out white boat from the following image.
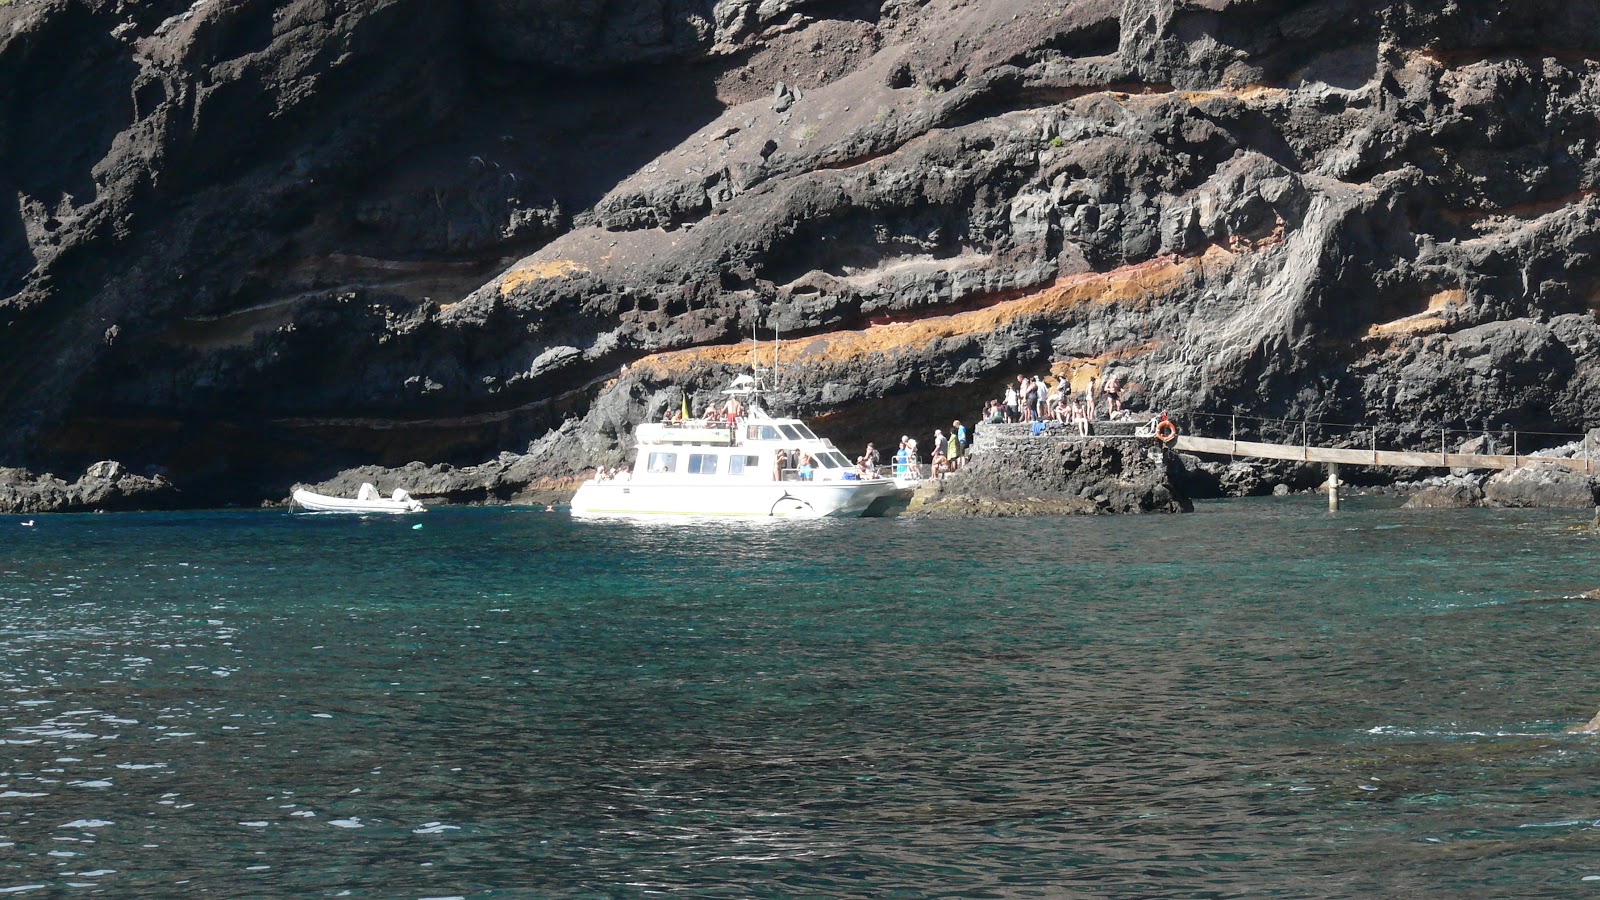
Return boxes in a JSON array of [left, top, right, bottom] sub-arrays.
[[292, 483, 427, 514], [570, 375, 901, 519]]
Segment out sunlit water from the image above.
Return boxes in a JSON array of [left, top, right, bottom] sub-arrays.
[[4, 498, 1600, 896]]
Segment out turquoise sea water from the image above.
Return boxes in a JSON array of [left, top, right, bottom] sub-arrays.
[[4, 498, 1600, 897]]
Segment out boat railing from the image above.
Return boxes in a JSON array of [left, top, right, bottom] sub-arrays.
[[777, 466, 886, 483]]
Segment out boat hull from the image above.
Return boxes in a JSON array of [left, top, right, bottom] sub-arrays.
[[569, 479, 900, 519], [291, 489, 426, 514]]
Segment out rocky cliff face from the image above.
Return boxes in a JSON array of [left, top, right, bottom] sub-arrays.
[[4, 0, 1600, 504]]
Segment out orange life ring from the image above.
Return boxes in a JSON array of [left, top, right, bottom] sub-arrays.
[[1155, 420, 1178, 443]]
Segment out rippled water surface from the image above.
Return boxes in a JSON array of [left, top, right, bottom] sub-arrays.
[[5, 498, 1600, 896]]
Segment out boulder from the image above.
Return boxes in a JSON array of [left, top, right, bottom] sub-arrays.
[[1482, 464, 1599, 509], [915, 434, 1189, 517], [1402, 479, 1484, 509]]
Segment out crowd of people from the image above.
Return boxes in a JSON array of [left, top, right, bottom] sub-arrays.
[[866, 370, 1135, 480], [851, 420, 970, 481], [979, 371, 1127, 436], [609, 370, 1133, 486], [663, 395, 745, 426]]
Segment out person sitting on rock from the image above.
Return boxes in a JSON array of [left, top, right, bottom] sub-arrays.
[[1070, 402, 1089, 436]]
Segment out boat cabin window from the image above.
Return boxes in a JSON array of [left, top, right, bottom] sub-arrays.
[[747, 424, 780, 441], [793, 424, 818, 439], [728, 454, 761, 475], [778, 424, 803, 440], [824, 451, 852, 468], [687, 453, 719, 475], [647, 452, 678, 473]]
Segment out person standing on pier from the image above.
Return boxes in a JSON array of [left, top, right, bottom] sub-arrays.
[[1103, 370, 1122, 419]]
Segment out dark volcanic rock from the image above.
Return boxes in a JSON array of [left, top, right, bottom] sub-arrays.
[[5, 1, 1600, 508], [292, 452, 568, 507], [1482, 464, 1600, 509], [0, 461, 179, 513], [1402, 477, 1485, 509], [917, 425, 1189, 517], [1175, 454, 1323, 498]]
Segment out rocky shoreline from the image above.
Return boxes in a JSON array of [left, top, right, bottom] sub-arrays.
[[910, 424, 1190, 518], [8, 421, 1600, 516]]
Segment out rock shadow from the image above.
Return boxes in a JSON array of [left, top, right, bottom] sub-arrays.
[[0, 190, 32, 298], [2, 5, 136, 206]]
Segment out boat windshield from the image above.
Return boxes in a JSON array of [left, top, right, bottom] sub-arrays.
[[778, 424, 803, 440]]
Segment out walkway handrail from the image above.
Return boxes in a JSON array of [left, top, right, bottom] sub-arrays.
[[1177, 411, 1597, 475]]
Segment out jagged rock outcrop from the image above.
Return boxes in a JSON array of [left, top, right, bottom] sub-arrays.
[[0, 461, 179, 513], [291, 452, 567, 506], [1482, 464, 1600, 509], [1174, 453, 1327, 499], [1402, 476, 1486, 509], [5, 0, 1600, 506], [916, 425, 1188, 516]]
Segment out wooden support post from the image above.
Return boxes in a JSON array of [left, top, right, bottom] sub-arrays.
[[1302, 421, 1308, 461], [1231, 414, 1237, 458], [1372, 428, 1378, 465], [1513, 431, 1518, 468], [1328, 462, 1340, 512]]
